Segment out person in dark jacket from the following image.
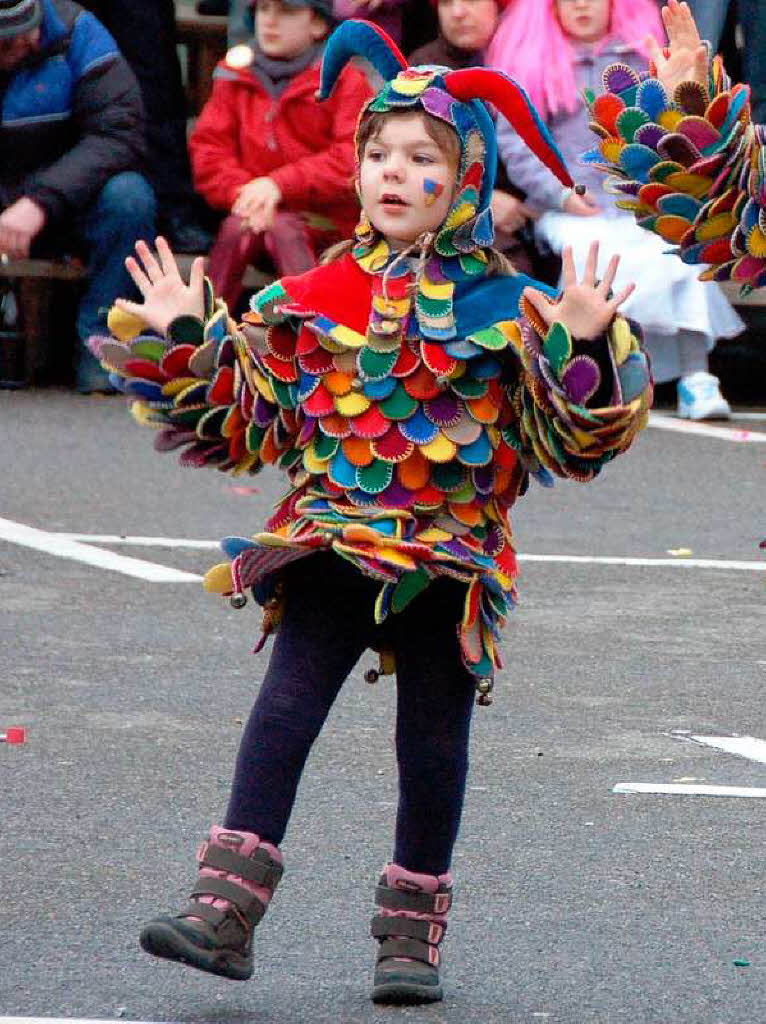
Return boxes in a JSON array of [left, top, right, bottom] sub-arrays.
[[0, 0, 156, 391]]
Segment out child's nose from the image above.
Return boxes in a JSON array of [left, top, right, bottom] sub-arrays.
[[382, 156, 405, 180]]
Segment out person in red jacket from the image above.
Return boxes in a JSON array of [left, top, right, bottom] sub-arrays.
[[190, 0, 372, 312]]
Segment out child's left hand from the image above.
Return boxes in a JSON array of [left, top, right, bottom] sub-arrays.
[[646, 0, 708, 96], [523, 242, 635, 341], [233, 177, 282, 233]]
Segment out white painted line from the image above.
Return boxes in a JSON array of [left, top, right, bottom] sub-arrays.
[[51, 536, 766, 573], [732, 412, 766, 422], [0, 518, 202, 583], [689, 735, 766, 766], [613, 782, 766, 798], [0, 1019, 171, 1024], [648, 412, 766, 443], [58, 533, 219, 549], [517, 553, 765, 572]]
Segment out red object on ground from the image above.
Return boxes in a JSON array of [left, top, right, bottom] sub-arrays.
[[1, 727, 26, 744]]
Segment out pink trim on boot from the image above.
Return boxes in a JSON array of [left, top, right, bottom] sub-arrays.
[[191, 825, 282, 921], [380, 863, 452, 964]]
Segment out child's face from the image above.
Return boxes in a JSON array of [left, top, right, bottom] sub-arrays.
[[437, 0, 500, 52], [254, 0, 327, 59], [358, 113, 458, 249], [555, 0, 610, 43]]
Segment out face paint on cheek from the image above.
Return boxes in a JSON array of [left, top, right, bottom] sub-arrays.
[[423, 179, 445, 208]]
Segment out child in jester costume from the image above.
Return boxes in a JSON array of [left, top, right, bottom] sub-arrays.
[[91, 19, 651, 1004]]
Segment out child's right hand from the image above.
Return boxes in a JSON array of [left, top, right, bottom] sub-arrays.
[[646, 0, 708, 96], [117, 237, 206, 337]]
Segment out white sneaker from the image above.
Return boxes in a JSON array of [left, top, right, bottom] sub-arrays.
[[677, 372, 732, 420]]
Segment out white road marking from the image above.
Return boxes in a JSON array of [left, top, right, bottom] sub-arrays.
[[0, 1019, 170, 1024], [57, 533, 219, 549], [688, 735, 766, 765], [613, 783, 766, 798], [0, 518, 202, 583], [518, 553, 764, 571], [648, 412, 766, 443], [55, 535, 766, 573]]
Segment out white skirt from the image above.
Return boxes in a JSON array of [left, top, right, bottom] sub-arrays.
[[534, 211, 745, 351]]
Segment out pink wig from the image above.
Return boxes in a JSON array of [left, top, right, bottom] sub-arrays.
[[486, 0, 664, 120]]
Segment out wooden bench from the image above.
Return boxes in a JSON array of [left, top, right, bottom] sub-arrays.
[[175, 5, 228, 114], [0, 255, 272, 386]]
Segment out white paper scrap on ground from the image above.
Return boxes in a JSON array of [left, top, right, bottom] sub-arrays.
[[688, 735, 766, 765], [613, 783, 766, 798]]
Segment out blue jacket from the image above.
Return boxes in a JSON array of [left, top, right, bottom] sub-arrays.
[[0, 0, 147, 221]]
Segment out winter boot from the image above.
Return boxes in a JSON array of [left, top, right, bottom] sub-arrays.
[[139, 826, 283, 980], [370, 862, 453, 1004]]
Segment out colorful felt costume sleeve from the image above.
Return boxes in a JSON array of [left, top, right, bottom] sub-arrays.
[[503, 296, 651, 487], [89, 280, 302, 476], [583, 57, 765, 294]]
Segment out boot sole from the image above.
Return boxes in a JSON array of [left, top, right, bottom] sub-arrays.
[[371, 981, 443, 1004], [139, 921, 252, 981]]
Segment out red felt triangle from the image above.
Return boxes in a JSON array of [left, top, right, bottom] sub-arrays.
[[391, 344, 421, 378], [123, 358, 168, 384], [404, 364, 441, 400], [208, 365, 234, 406], [421, 341, 457, 376]]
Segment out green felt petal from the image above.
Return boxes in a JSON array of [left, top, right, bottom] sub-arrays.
[[246, 423, 265, 453], [356, 459, 394, 494], [359, 346, 399, 380], [314, 433, 339, 460], [390, 566, 430, 614], [380, 384, 419, 420], [469, 327, 507, 351], [450, 376, 488, 399], [130, 339, 166, 362], [167, 316, 204, 346], [543, 321, 572, 379]]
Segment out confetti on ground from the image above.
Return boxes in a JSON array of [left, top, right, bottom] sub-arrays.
[[1, 727, 26, 744]]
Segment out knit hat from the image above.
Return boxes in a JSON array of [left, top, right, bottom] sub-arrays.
[[248, 0, 336, 23], [0, 0, 41, 38]]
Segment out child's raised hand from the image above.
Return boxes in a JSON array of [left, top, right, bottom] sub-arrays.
[[523, 243, 635, 341], [646, 0, 708, 96], [116, 237, 205, 336]]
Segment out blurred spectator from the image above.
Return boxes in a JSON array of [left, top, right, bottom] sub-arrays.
[[332, 0, 406, 45], [229, 0, 438, 50], [409, 0, 535, 274], [686, 0, 764, 121], [491, 0, 744, 420], [81, 0, 214, 253], [190, 0, 371, 312], [0, 0, 156, 392]]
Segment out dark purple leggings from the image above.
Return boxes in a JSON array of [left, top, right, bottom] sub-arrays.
[[224, 553, 476, 874]]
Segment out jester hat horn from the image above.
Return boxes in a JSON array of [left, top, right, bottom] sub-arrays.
[[318, 18, 575, 237]]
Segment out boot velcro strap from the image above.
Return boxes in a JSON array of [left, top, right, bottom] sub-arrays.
[[200, 843, 283, 889], [377, 937, 439, 966], [375, 883, 452, 915], [190, 877, 266, 925], [179, 900, 227, 928], [371, 914, 445, 945]]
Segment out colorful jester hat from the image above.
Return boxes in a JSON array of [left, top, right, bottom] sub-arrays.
[[317, 19, 576, 339]]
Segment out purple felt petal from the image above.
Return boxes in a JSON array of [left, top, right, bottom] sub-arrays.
[[420, 86, 456, 122], [254, 393, 277, 427], [561, 354, 601, 405], [378, 480, 416, 508], [299, 416, 318, 446], [484, 523, 504, 557], [604, 64, 639, 96], [472, 465, 494, 495], [424, 392, 462, 427], [634, 123, 666, 150]]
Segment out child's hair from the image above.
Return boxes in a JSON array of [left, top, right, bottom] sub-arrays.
[[486, 0, 664, 120], [322, 107, 516, 276]]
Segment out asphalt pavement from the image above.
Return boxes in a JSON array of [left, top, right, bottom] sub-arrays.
[[1, 389, 764, 1024]]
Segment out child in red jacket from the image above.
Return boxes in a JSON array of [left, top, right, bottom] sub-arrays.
[[190, 0, 372, 311]]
